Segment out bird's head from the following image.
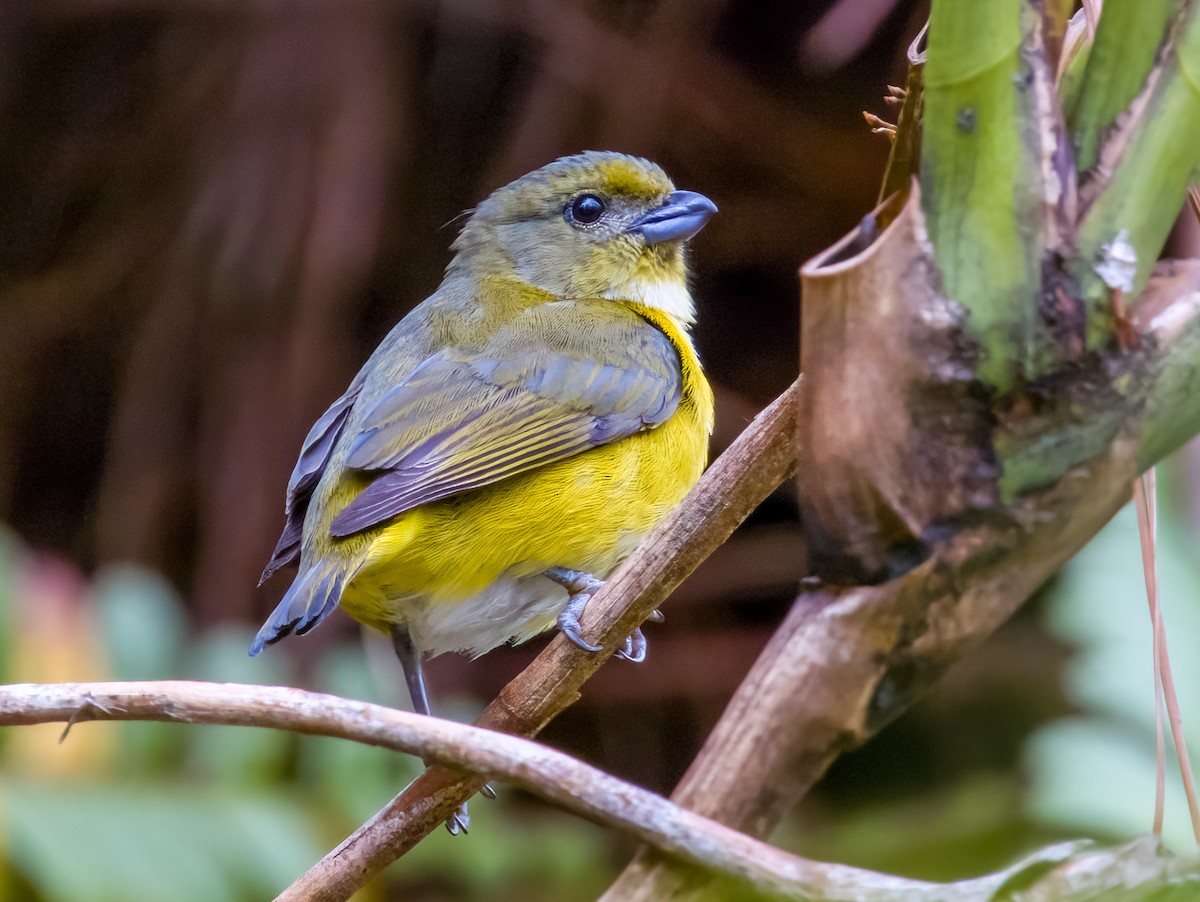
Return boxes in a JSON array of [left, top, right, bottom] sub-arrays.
[[450, 151, 717, 325]]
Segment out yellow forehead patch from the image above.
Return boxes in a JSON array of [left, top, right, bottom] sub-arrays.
[[475, 151, 675, 227], [529, 151, 672, 201], [591, 156, 672, 200]]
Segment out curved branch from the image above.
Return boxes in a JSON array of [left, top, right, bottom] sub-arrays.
[[5, 680, 1195, 902], [0, 679, 964, 901]]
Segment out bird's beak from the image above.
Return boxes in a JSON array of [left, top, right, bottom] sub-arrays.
[[627, 190, 718, 244]]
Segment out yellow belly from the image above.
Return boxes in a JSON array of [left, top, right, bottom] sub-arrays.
[[338, 398, 707, 642]]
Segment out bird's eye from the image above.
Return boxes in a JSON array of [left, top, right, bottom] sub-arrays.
[[567, 193, 606, 225]]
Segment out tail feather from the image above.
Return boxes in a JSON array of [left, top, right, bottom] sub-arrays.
[[258, 515, 303, 586], [249, 562, 347, 656]]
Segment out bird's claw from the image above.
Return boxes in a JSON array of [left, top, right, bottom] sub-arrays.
[[615, 627, 647, 663], [558, 607, 603, 652], [545, 567, 653, 660], [548, 567, 605, 651], [445, 803, 470, 835], [443, 783, 496, 834], [648, 608, 665, 623]]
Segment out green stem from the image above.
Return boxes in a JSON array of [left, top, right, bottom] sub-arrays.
[[1068, 0, 1182, 171], [921, 0, 1062, 391], [1072, 4, 1200, 343]]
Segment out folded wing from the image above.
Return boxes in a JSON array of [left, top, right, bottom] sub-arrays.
[[331, 306, 682, 537]]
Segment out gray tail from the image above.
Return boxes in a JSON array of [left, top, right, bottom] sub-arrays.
[[249, 562, 347, 656]]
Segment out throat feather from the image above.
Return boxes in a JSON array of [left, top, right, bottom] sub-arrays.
[[602, 275, 695, 325]]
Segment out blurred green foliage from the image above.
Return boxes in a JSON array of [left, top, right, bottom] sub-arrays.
[[785, 774, 1061, 883], [0, 530, 615, 901], [1028, 472, 1200, 852]]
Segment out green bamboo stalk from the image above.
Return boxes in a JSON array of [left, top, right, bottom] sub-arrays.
[[1068, 0, 1182, 171], [921, 0, 1062, 391], [1059, 40, 1092, 116], [1072, 5, 1200, 343], [1057, 8, 1096, 116], [1139, 298, 1200, 468]]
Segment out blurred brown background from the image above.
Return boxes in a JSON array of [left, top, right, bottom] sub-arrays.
[[16, 2, 1185, 899]]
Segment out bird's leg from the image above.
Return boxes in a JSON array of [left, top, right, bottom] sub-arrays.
[[390, 625, 431, 718], [390, 625, 481, 835], [543, 566, 649, 662]]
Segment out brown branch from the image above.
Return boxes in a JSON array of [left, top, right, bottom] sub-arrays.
[[275, 376, 803, 900], [603, 497, 1128, 898]]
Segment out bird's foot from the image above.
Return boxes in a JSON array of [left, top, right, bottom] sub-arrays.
[[546, 567, 605, 652], [445, 803, 470, 835], [443, 784, 496, 835], [615, 627, 646, 663], [544, 566, 654, 661]]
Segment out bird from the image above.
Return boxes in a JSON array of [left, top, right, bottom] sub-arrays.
[[251, 152, 716, 823]]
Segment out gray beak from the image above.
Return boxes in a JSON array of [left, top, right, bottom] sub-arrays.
[[627, 190, 718, 244]]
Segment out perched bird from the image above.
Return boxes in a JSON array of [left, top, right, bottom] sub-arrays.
[[251, 151, 716, 772]]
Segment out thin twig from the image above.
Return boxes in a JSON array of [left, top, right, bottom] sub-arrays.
[[277, 376, 804, 901], [1133, 472, 1167, 834], [1155, 623, 1200, 841], [1129, 272, 1200, 845], [1130, 471, 1200, 841]]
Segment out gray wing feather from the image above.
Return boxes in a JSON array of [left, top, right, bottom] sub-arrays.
[[330, 313, 681, 537], [259, 382, 362, 583]]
